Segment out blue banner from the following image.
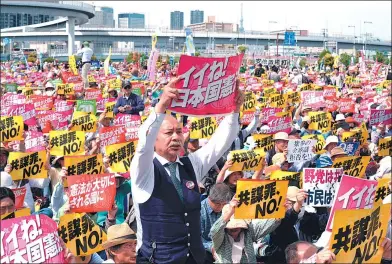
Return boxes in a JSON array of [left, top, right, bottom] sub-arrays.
[[284, 31, 296, 46], [339, 142, 359, 156]]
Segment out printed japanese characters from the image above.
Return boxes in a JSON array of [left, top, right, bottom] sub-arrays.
[[287, 139, 316, 163]]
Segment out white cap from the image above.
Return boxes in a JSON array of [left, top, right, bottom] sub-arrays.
[[323, 135, 339, 149], [273, 132, 289, 141], [45, 82, 55, 88], [0, 172, 14, 188], [335, 114, 345, 121]]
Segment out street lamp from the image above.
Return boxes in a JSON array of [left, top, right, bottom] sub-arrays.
[[363, 21, 372, 59], [348, 25, 356, 55], [268, 21, 277, 57]]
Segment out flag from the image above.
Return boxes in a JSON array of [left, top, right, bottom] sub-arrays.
[[104, 46, 112, 76]]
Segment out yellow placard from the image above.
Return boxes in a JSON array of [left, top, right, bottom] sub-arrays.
[[70, 111, 97, 133], [287, 91, 301, 103], [58, 213, 107, 256], [87, 75, 96, 83], [252, 134, 274, 155], [263, 87, 276, 97], [105, 141, 138, 173], [49, 131, 85, 156], [65, 154, 104, 176], [342, 130, 363, 145], [241, 92, 256, 112], [57, 83, 75, 95], [105, 102, 116, 118], [0, 116, 24, 142], [378, 136, 391, 157], [299, 84, 312, 91], [309, 112, 332, 132], [234, 180, 289, 219], [270, 170, 302, 188], [302, 134, 326, 154], [8, 150, 48, 180], [107, 79, 121, 89], [22, 87, 34, 99], [189, 117, 217, 139], [374, 178, 391, 206], [228, 149, 265, 171], [359, 122, 369, 145], [329, 204, 390, 264], [269, 93, 288, 108], [332, 156, 371, 178], [0, 207, 30, 220], [69, 55, 78, 75]]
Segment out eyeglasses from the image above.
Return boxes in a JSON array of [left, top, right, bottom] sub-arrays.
[[123, 86, 131, 90]]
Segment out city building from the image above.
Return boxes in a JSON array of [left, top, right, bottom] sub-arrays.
[[188, 21, 238, 33], [118, 13, 145, 29], [83, 6, 114, 28], [170, 11, 184, 30], [207, 16, 216, 23], [190, 10, 204, 24]]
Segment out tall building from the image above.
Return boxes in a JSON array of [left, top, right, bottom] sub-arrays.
[[170, 11, 184, 30], [188, 21, 238, 33], [190, 10, 204, 24], [118, 13, 145, 29], [83, 6, 114, 28]]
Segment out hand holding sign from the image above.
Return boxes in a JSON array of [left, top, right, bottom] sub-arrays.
[[224, 197, 239, 222], [156, 77, 180, 113], [234, 79, 244, 113]]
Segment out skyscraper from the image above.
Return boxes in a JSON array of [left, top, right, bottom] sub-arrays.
[[190, 10, 204, 24], [170, 11, 184, 30], [118, 13, 145, 29], [83, 6, 114, 28]]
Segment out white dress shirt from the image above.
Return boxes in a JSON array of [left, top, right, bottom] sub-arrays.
[[76, 47, 93, 63]]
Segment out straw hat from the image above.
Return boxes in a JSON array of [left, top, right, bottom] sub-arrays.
[[222, 204, 249, 229], [273, 132, 289, 141], [102, 223, 137, 249], [286, 186, 299, 202], [330, 147, 347, 158], [323, 135, 339, 149]]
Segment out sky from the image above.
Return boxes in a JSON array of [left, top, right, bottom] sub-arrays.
[[83, 1, 391, 41]]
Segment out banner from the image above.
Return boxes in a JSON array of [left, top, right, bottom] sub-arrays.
[[99, 125, 127, 149], [168, 54, 244, 116], [303, 168, 343, 207], [189, 117, 217, 139], [269, 93, 288, 108], [67, 173, 116, 213], [76, 100, 97, 115], [58, 213, 107, 256], [301, 91, 325, 109], [104, 101, 116, 118], [369, 109, 392, 126], [251, 134, 274, 154], [326, 175, 377, 231], [241, 92, 256, 112], [104, 46, 112, 76], [332, 156, 371, 178], [302, 134, 326, 154], [378, 136, 391, 156], [31, 95, 54, 111], [240, 111, 255, 126], [234, 180, 288, 219], [228, 149, 265, 171], [70, 111, 97, 133], [260, 108, 283, 123], [266, 116, 292, 134], [12, 187, 26, 209], [114, 114, 141, 133], [374, 178, 391, 206], [309, 112, 332, 132], [56, 83, 74, 95], [25, 131, 46, 152], [84, 89, 101, 100], [69, 55, 78, 75], [0, 116, 24, 142], [7, 150, 47, 180], [329, 205, 390, 264], [105, 141, 138, 173], [65, 154, 104, 176], [270, 170, 302, 187], [338, 142, 359, 156], [6, 103, 37, 126], [49, 131, 85, 156], [1, 214, 65, 263], [339, 98, 355, 113], [287, 139, 316, 163]]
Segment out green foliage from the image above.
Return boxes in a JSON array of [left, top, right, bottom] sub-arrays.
[[318, 49, 331, 65], [339, 53, 352, 67], [373, 51, 387, 63], [237, 45, 248, 54], [91, 55, 97, 61], [299, 58, 307, 68], [43, 57, 54, 63], [195, 50, 201, 57], [323, 53, 334, 67]]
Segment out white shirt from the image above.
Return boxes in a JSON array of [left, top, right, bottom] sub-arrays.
[[130, 108, 240, 250], [76, 47, 93, 63]]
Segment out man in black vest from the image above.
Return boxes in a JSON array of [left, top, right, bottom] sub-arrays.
[[131, 77, 244, 264]]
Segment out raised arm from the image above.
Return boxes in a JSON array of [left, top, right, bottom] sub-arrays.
[[216, 159, 233, 184], [130, 78, 179, 204]]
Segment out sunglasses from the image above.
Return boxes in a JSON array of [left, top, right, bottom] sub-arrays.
[[123, 86, 131, 90]]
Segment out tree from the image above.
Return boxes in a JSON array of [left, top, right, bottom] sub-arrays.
[[126, 52, 134, 63], [195, 50, 201, 57], [373, 51, 387, 63], [323, 53, 335, 67], [299, 58, 307, 68], [237, 45, 248, 54], [27, 52, 37, 63], [318, 49, 331, 64], [44, 57, 54, 63], [339, 53, 351, 67]]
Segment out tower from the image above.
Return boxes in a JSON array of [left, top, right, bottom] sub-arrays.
[[239, 3, 244, 33]]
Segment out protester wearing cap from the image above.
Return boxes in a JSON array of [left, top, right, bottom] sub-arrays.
[[107, 86, 118, 99], [345, 116, 358, 129], [293, 103, 312, 126], [321, 136, 339, 158], [335, 113, 345, 124], [44, 82, 56, 96], [371, 123, 387, 145], [266, 132, 289, 166], [319, 70, 332, 85], [113, 80, 144, 115], [257, 186, 308, 263], [130, 78, 244, 264], [76, 41, 93, 89], [210, 197, 280, 264], [102, 223, 137, 263], [329, 146, 347, 162], [216, 159, 244, 197], [0, 186, 15, 217]]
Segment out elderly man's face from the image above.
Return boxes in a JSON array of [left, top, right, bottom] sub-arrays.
[[155, 116, 184, 161], [123, 86, 131, 97], [0, 197, 15, 216], [111, 241, 137, 264], [290, 243, 318, 264], [275, 140, 288, 152]]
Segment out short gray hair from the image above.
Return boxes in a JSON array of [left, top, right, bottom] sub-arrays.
[[208, 183, 232, 203]]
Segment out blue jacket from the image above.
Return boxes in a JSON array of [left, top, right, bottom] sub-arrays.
[[113, 93, 144, 115]]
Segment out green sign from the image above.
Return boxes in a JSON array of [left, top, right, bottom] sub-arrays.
[[5, 83, 17, 93], [132, 88, 142, 96], [76, 100, 97, 115]]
